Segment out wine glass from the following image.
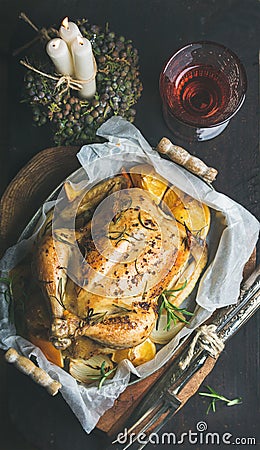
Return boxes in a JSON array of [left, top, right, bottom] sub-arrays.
[[159, 41, 247, 142]]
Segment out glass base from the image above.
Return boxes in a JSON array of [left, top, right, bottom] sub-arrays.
[[163, 107, 230, 142]]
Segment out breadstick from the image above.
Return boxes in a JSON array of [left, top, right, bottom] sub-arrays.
[[157, 137, 218, 183], [5, 348, 61, 396]]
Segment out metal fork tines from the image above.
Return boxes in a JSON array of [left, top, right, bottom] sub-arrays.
[[111, 391, 181, 450]]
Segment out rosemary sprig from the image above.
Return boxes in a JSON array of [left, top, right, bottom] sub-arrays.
[[193, 225, 208, 239], [163, 279, 188, 294], [115, 237, 131, 246], [138, 211, 157, 230], [199, 385, 242, 414], [112, 304, 132, 313], [50, 277, 66, 309], [0, 276, 15, 323], [112, 212, 123, 224], [42, 217, 52, 236], [134, 258, 141, 275], [85, 307, 107, 324], [112, 197, 132, 224], [88, 361, 117, 389], [156, 281, 193, 331], [112, 303, 131, 312], [182, 222, 192, 250], [0, 276, 14, 294], [0, 275, 26, 325], [107, 211, 140, 246], [53, 232, 75, 247], [108, 219, 141, 246], [176, 218, 206, 244], [124, 231, 140, 241], [157, 294, 192, 330], [107, 225, 126, 240], [107, 224, 132, 246], [141, 281, 148, 299], [58, 277, 65, 303]]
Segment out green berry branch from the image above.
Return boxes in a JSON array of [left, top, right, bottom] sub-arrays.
[[22, 19, 143, 146]]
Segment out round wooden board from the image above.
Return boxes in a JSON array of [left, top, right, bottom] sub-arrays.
[[0, 146, 80, 255]]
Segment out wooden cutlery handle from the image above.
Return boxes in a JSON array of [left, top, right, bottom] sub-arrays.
[[177, 355, 218, 407], [157, 137, 218, 183], [5, 348, 61, 396]]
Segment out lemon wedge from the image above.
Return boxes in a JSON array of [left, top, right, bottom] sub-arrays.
[[163, 187, 210, 240], [130, 164, 168, 203], [112, 338, 156, 366]]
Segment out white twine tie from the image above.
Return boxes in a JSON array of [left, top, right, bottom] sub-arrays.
[[20, 59, 97, 96], [179, 324, 225, 370]]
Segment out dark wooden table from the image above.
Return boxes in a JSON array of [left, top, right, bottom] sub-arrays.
[[0, 1, 259, 449]]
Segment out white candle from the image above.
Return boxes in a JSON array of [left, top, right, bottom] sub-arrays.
[[71, 36, 96, 99], [46, 38, 74, 75], [59, 17, 82, 48]]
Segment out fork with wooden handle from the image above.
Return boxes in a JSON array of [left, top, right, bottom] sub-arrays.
[[110, 265, 260, 450]]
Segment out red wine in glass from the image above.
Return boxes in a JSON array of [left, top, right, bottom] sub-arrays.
[[160, 42, 247, 141]]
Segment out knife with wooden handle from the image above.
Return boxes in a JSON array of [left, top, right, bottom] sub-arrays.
[[110, 265, 260, 449]]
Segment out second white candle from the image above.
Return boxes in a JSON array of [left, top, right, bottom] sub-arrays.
[[71, 36, 96, 99]]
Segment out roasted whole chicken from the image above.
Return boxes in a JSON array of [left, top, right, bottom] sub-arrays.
[[13, 164, 210, 384]]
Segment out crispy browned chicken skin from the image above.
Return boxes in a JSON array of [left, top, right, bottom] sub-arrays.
[[35, 190, 190, 350]]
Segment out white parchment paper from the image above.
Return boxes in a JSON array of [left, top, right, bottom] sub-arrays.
[[0, 116, 259, 433]]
